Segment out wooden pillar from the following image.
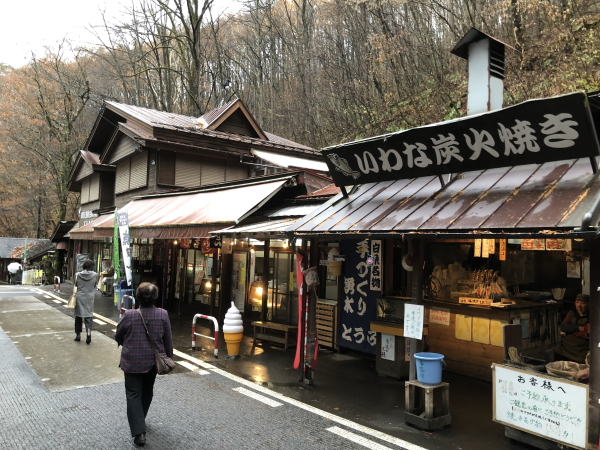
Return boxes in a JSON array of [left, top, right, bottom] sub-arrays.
[[218, 252, 232, 322], [384, 239, 394, 295], [209, 250, 219, 318], [409, 239, 424, 381], [305, 238, 318, 385], [588, 238, 600, 445], [299, 240, 308, 382], [261, 239, 270, 322], [177, 248, 186, 315]]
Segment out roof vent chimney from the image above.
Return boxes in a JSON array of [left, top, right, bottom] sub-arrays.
[[451, 28, 513, 116]]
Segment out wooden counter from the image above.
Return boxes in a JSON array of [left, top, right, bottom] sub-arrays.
[[370, 321, 429, 337], [423, 299, 560, 381]]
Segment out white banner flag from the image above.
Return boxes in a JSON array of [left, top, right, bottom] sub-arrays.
[[117, 212, 133, 287]]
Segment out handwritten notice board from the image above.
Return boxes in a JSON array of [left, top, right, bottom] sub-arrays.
[[404, 304, 424, 340], [493, 364, 588, 449]]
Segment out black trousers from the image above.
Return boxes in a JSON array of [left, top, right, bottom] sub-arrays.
[[124, 369, 158, 437], [74, 316, 93, 334]]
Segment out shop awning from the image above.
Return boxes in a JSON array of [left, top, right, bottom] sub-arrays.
[[290, 158, 600, 238], [212, 218, 300, 239], [70, 178, 290, 239]]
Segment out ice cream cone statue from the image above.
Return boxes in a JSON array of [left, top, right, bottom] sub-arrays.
[[223, 302, 244, 359]]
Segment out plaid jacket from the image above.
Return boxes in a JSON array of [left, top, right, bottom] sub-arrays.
[[115, 306, 173, 374]]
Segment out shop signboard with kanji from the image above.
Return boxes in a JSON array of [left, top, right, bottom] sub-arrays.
[[338, 239, 380, 354], [323, 92, 599, 186], [493, 363, 588, 449]]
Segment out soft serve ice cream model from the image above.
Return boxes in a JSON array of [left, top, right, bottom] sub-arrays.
[[223, 302, 244, 358]]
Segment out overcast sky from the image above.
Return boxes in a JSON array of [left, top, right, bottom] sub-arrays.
[[0, 0, 240, 68]]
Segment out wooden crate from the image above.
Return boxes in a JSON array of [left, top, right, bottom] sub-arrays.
[[316, 300, 337, 348]]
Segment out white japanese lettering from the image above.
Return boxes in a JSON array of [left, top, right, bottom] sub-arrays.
[[464, 128, 499, 160], [431, 133, 464, 164], [539, 113, 579, 148], [354, 151, 379, 174], [377, 148, 403, 172]]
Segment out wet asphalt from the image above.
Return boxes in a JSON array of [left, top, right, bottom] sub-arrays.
[[0, 283, 529, 450]]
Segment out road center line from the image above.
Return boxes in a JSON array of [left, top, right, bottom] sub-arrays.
[[327, 427, 394, 450], [232, 387, 283, 407]]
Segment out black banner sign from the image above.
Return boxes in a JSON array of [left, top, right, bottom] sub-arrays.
[[323, 93, 600, 186]]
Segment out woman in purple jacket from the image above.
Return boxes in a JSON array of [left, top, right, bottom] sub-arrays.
[[115, 283, 173, 447]]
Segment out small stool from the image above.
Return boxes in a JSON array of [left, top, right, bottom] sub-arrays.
[[405, 380, 451, 430]]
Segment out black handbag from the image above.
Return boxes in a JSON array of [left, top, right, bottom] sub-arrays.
[[138, 309, 175, 375]]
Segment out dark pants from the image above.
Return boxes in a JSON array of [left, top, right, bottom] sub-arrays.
[[74, 316, 93, 334], [124, 369, 158, 437]]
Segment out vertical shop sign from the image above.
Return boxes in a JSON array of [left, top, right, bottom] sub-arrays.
[[482, 239, 490, 258], [222, 238, 233, 254], [162, 240, 173, 308], [338, 240, 378, 354], [404, 304, 424, 340], [113, 210, 120, 280], [499, 239, 507, 261], [210, 235, 222, 249], [380, 333, 395, 361], [117, 212, 133, 287], [370, 240, 382, 292], [474, 239, 482, 257]]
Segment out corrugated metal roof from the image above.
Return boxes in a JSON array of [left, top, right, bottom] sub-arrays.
[[201, 98, 239, 126], [71, 179, 290, 239], [296, 184, 341, 198], [0, 238, 28, 258], [268, 204, 321, 218], [105, 101, 320, 156], [290, 158, 600, 236], [80, 150, 101, 166]]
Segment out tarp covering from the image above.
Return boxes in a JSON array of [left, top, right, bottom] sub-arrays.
[[70, 179, 289, 239]]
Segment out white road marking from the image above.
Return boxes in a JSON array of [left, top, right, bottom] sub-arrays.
[[94, 313, 117, 325], [44, 295, 52, 299], [176, 360, 210, 374], [52, 300, 62, 304], [327, 427, 394, 450], [233, 387, 283, 407], [172, 349, 427, 450], [0, 291, 30, 294], [92, 319, 106, 326]]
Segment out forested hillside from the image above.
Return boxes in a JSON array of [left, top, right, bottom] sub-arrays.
[[0, 0, 599, 237]]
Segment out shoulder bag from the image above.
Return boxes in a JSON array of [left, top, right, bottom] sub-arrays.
[[67, 274, 78, 309], [138, 309, 175, 375]]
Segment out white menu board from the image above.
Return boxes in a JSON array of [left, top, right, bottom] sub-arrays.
[[493, 364, 588, 449]]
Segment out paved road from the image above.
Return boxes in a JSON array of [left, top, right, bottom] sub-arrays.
[[0, 286, 429, 450]]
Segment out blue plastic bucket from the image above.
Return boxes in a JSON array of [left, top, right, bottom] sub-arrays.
[[414, 352, 445, 385]]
